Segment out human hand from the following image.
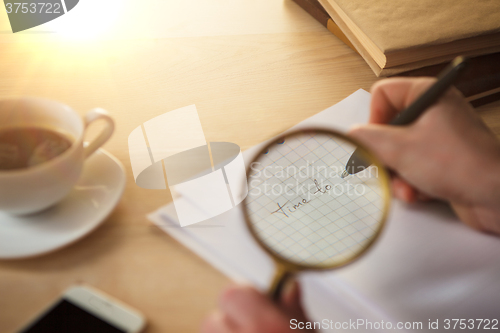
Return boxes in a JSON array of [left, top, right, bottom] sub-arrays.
[[201, 282, 313, 333], [349, 77, 500, 235]]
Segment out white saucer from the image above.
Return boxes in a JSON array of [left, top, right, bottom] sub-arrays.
[[0, 149, 126, 259]]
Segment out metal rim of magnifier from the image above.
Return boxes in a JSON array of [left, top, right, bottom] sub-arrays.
[[242, 128, 391, 273]]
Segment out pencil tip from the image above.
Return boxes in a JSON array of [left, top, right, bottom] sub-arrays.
[[340, 170, 349, 179]]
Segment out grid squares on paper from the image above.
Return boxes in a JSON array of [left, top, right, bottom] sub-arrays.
[[246, 132, 385, 267]]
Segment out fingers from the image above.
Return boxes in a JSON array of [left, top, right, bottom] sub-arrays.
[[370, 77, 436, 124], [206, 283, 311, 333], [452, 203, 500, 236], [349, 123, 406, 170], [350, 122, 434, 204], [392, 177, 435, 203], [218, 285, 290, 332], [201, 312, 236, 333], [416, 192, 433, 202], [280, 280, 304, 320], [392, 176, 418, 203]]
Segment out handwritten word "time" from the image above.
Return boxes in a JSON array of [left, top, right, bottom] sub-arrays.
[[271, 179, 332, 218]]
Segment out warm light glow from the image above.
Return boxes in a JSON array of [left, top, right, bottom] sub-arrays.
[[44, 0, 123, 40]]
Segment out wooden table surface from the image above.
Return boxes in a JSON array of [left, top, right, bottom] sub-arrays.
[[1, 1, 499, 332]]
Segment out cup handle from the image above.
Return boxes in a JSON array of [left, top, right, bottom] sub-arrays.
[[83, 108, 115, 159]]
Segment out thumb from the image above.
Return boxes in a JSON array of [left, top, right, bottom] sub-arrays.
[[349, 123, 407, 170], [280, 280, 301, 314], [280, 280, 310, 325]]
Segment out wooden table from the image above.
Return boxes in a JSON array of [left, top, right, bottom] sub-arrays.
[[1, 1, 499, 332]]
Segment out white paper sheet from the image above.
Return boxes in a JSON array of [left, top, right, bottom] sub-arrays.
[[149, 89, 500, 332]]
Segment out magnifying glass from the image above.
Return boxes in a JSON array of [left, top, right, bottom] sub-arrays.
[[242, 128, 391, 300]]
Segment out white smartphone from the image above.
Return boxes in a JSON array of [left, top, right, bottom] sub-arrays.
[[17, 285, 146, 333]]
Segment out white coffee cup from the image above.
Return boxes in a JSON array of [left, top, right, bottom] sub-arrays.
[[0, 97, 115, 215]]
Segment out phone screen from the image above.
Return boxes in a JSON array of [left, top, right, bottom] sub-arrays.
[[20, 299, 125, 333]]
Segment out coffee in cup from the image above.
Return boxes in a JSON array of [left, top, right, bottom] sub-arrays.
[[0, 127, 73, 170], [0, 97, 115, 215]]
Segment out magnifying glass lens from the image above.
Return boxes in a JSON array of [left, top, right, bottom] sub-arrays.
[[244, 130, 388, 269]]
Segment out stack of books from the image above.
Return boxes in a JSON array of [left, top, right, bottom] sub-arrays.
[[293, 0, 500, 106]]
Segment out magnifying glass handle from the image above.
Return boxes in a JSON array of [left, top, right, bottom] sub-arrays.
[[268, 264, 293, 301]]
